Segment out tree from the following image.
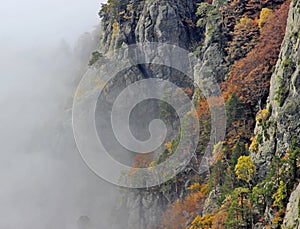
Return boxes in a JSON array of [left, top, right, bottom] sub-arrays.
[[230, 140, 248, 170], [226, 16, 259, 62], [251, 184, 267, 215], [272, 180, 287, 225], [225, 93, 243, 125], [226, 187, 252, 228], [129, 153, 153, 175], [234, 156, 256, 185], [212, 210, 227, 229], [221, 0, 247, 31], [196, 2, 221, 28], [209, 159, 227, 190], [88, 51, 103, 66], [161, 185, 209, 229], [190, 214, 214, 229], [258, 8, 273, 29], [222, 1, 290, 106], [272, 181, 287, 210]]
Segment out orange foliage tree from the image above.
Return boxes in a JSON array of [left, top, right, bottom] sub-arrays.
[[129, 153, 154, 175], [211, 211, 228, 229], [161, 184, 209, 229], [223, 0, 290, 107]]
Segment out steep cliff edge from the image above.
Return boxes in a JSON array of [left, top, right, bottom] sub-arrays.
[[251, 0, 300, 227], [99, 0, 203, 52], [252, 0, 300, 178], [88, 0, 299, 228], [96, 1, 211, 228], [282, 183, 300, 229], [94, 1, 228, 228]]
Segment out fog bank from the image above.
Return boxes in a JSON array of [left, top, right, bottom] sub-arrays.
[[0, 1, 123, 228]]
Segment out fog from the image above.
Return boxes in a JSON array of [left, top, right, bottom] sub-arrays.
[[0, 1, 122, 228], [0, 0, 102, 46]]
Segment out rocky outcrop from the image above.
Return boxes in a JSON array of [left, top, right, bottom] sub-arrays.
[[97, 1, 206, 228], [250, 0, 300, 227], [121, 190, 166, 229], [282, 183, 300, 229], [99, 0, 203, 52], [92, 0, 300, 227], [95, 0, 229, 227], [251, 0, 300, 180]]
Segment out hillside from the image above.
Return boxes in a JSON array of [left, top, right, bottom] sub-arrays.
[[88, 0, 300, 228]]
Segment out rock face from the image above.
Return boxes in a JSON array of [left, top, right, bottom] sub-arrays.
[[99, 0, 203, 52], [96, 1, 228, 228], [250, 0, 300, 226], [251, 0, 300, 180], [123, 190, 166, 229], [92, 0, 299, 228], [282, 183, 300, 229]]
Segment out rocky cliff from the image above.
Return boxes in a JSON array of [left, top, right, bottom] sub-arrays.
[[89, 0, 300, 228], [282, 183, 300, 229], [252, 0, 300, 178], [99, 0, 203, 51], [251, 0, 300, 227]]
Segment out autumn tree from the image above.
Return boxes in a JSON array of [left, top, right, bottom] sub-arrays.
[[272, 180, 287, 210], [212, 211, 228, 229], [223, 1, 290, 107], [129, 153, 153, 175], [234, 156, 256, 187], [221, 0, 247, 30], [190, 214, 213, 229], [258, 8, 273, 29], [226, 16, 259, 62], [161, 184, 209, 229]]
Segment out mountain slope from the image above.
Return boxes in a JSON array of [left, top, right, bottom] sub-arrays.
[[89, 0, 300, 228]]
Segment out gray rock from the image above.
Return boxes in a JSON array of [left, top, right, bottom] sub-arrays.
[[251, 0, 300, 227], [251, 0, 300, 177], [282, 183, 300, 229]]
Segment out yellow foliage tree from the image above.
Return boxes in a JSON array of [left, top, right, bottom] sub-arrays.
[[258, 8, 273, 29], [256, 109, 269, 122], [236, 16, 256, 30], [249, 137, 259, 153], [272, 180, 287, 209], [165, 141, 172, 152], [234, 156, 256, 184], [189, 214, 213, 229]]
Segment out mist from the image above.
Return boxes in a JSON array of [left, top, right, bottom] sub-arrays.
[[0, 1, 122, 228]]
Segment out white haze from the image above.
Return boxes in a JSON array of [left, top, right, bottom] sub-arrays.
[[0, 0, 102, 46], [0, 0, 123, 229]]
